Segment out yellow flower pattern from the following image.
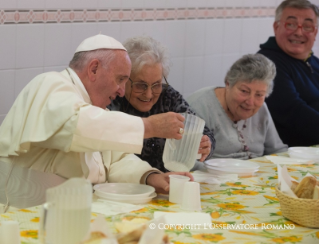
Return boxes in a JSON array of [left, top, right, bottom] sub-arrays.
[[149, 199, 176, 206], [30, 217, 39, 222], [271, 236, 302, 243], [263, 195, 278, 201], [130, 207, 149, 213], [231, 189, 259, 195], [225, 182, 249, 188], [20, 230, 38, 238], [192, 233, 226, 242], [217, 203, 246, 210], [210, 211, 220, 219]]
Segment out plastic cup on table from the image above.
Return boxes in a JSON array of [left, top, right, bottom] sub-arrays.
[[169, 175, 190, 204], [0, 220, 21, 244], [181, 182, 201, 212]]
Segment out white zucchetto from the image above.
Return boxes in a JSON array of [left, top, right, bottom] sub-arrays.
[[75, 34, 126, 53]]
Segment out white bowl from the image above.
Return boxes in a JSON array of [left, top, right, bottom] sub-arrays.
[[94, 192, 157, 204], [93, 183, 155, 199], [288, 147, 319, 161]]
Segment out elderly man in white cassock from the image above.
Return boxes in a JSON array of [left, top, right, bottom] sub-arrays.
[[0, 34, 191, 209]]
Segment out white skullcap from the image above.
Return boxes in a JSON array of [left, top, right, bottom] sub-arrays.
[[75, 34, 126, 53]]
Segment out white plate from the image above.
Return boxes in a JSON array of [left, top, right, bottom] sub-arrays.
[[205, 165, 259, 173], [93, 183, 155, 199], [94, 192, 157, 204], [265, 156, 315, 164], [206, 168, 258, 177], [288, 147, 319, 161], [204, 158, 259, 170]]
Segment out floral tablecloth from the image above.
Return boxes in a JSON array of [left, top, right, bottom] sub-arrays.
[[1, 153, 319, 244]]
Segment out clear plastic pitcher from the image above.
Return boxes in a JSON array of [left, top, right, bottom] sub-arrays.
[[163, 113, 205, 171], [39, 178, 92, 244]]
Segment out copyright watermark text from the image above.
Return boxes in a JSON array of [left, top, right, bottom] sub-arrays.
[[148, 223, 295, 230]]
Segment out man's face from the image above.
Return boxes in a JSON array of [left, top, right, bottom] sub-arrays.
[[274, 7, 318, 60], [90, 51, 131, 108]]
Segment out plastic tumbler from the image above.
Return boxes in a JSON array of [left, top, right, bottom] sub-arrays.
[[181, 182, 201, 211], [169, 175, 190, 204], [0, 220, 21, 244]]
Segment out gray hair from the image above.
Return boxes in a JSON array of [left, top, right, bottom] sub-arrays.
[[275, 0, 319, 25], [69, 49, 117, 72], [123, 36, 170, 78], [224, 54, 276, 96]]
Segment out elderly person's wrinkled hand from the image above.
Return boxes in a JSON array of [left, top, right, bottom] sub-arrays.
[[142, 112, 185, 139], [198, 135, 211, 162], [146, 172, 193, 194]]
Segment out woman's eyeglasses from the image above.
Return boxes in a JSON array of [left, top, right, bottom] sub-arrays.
[[129, 77, 169, 95]]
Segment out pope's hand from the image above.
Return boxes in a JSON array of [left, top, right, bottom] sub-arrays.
[[142, 112, 185, 139], [146, 172, 194, 194], [198, 135, 212, 162]]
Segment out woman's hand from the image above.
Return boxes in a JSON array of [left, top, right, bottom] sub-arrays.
[[198, 135, 211, 162]]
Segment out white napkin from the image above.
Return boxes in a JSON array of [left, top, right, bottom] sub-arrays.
[[266, 156, 314, 165], [92, 199, 145, 216], [192, 170, 238, 184], [277, 165, 298, 198], [153, 212, 211, 228]]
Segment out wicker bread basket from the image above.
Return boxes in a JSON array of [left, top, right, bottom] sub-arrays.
[[275, 186, 319, 228]]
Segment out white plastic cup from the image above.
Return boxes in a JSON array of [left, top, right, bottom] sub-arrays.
[[181, 182, 201, 211], [0, 221, 20, 244], [169, 175, 190, 204]]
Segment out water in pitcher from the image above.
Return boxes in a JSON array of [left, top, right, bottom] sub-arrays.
[[163, 132, 203, 172]]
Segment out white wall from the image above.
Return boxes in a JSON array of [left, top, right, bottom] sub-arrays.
[[0, 0, 319, 124]]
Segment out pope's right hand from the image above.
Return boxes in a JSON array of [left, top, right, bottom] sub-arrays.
[[142, 112, 185, 139]]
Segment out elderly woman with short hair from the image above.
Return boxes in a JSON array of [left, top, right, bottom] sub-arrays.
[[187, 54, 288, 159], [108, 36, 215, 172]]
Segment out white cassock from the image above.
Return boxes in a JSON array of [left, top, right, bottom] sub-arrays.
[[0, 68, 158, 208]]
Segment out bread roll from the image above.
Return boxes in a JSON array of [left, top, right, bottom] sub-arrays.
[[294, 176, 317, 199], [313, 186, 319, 199], [290, 181, 299, 192]]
